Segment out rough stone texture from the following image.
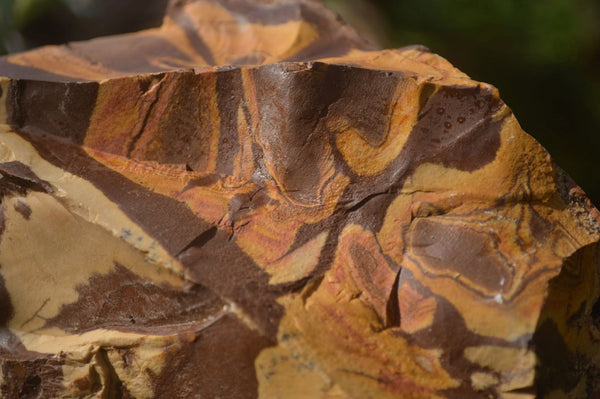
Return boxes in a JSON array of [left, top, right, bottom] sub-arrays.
[[1, 0, 600, 398]]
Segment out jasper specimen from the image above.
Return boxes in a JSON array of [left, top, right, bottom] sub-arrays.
[[1, 0, 600, 398]]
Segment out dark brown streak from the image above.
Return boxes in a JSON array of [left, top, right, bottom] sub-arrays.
[[7, 80, 99, 144], [385, 271, 401, 327], [94, 348, 126, 397], [0, 273, 14, 326], [340, 368, 385, 383], [0, 161, 54, 194], [126, 75, 165, 157], [177, 226, 218, 256], [64, 43, 103, 69], [215, 69, 243, 177], [344, 190, 392, 214]]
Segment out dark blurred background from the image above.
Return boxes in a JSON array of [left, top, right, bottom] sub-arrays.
[[1, 0, 599, 205]]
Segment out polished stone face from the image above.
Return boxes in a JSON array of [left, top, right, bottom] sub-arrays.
[[1, 1, 600, 398]]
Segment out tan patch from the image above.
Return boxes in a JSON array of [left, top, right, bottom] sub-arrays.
[[470, 372, 498, 391], [56, 332, 178, 399], [0, 128, 184, 276], [464, 346, 535, 373], [268, 231, 328, 285], [106, 344, 174, 399], [1, 192, 184, 333], [464, 346, 535, 394], [256, 343, 351, 399]]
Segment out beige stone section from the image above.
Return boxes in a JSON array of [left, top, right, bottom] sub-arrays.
[[61, 345, 144, 398], [0, 128, 184, 276], [500, 394, 535, 399], [61, 361, 97, 398], [25, 329, 179, 399], [256, 343, 352, 399], [470, 372, 498, 391], [1, 192, 184, 333], [464, 346, 535, 374], [268, 231, 328, 285], [464, 346, 535, 394], [106, 343, 174, 399]]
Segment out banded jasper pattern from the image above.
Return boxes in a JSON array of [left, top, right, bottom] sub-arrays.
[[1, 0, 600, 398]]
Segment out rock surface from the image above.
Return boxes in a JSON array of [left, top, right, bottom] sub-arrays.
[[1, 0, 600, 398]]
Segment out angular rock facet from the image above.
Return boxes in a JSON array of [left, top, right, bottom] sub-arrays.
[[1, 1, 599, 398]]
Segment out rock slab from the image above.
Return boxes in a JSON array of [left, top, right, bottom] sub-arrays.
[[1, 0, 600, 398]]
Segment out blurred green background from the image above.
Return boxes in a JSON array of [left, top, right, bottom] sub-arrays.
[[1, 0, 599, 205]]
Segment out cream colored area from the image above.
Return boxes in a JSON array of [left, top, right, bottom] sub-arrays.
[[165, 1, 319, 66], [333, 78, 419, 177], [61, 345, 140, 398], [470, 372, 498, 391], [106, 344, 171, 399], [61, 360, 98, 398], [6, 44, 119, 81], [256, 343, 352, 399], [268, 231, 328, 285], [1, 192, 185, 333], [0, 128, 185, 276], [20, 326, 177, 358], [464, 346, 535, 374], [38, 329, 179, 399], [500, 394, 535, 399], [37, 309, 230, 398], [0, 78, 8, 124]]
